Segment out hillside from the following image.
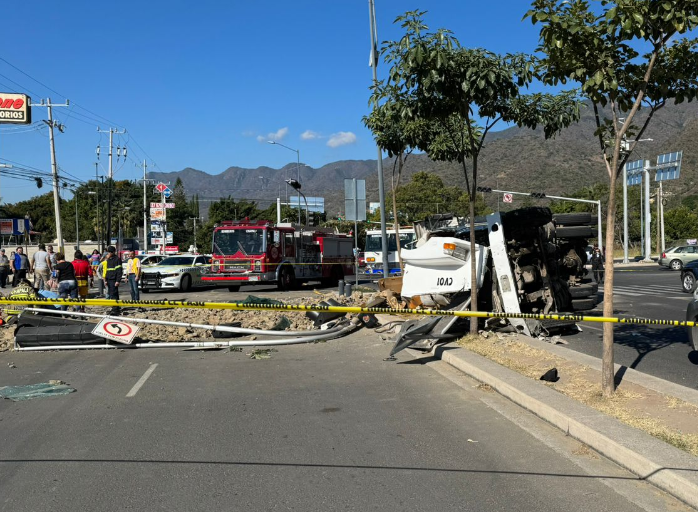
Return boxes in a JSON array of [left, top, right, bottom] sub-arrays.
[[148, 101, 698, 217]]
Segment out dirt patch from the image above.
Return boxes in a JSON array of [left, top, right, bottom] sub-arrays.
[[0, 291, 377, 347], [458, 333, 698, 456]]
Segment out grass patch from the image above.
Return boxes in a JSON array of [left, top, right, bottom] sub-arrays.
[[458, 334, 698, 456]]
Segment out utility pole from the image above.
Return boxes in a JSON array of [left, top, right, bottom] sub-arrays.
[[141, 160, 153, 254], [33, 98, 70, 253], [94, 163, 103, 251], [368, 0, 390, 276], [97, 126, 126, 248], [189, 217, 199, 252], [643, 161, 652, 262]]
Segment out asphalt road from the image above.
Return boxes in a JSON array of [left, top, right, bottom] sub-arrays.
[[560, 265, 698, 388], [0, 330, 688, 512]]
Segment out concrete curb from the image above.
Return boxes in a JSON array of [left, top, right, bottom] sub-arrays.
[[432, 344, 698, 509]]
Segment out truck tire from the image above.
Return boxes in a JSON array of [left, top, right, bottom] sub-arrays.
[[553, 212, 592, 226], [501, 207, 552, 229], [227, 285, 241, 292], [568, 282, 598, 298], [571, 298, 596, 311], [277, 266, 296, 291], [556, 226, 596, 238]]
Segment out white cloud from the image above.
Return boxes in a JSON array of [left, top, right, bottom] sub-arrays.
[[241, 129, 256, 137], [326, 131, 357, 148], [301, 130, 321, 140], [257, 127, 289, 143]]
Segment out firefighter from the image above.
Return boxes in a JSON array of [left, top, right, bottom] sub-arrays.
[[103, 246, 123, 315]]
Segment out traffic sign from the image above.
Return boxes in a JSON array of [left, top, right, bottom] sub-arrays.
[[163, 188, 173, 198], [503, 193, 513, 203], [92, 318, 140, 344], [155, 183, 167, 193], [150, 202, 175, 209]]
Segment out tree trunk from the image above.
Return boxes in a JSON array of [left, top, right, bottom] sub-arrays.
[[602, 171, 618, 397]]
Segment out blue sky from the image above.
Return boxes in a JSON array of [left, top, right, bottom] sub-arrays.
[[0, 0, 544, 202]]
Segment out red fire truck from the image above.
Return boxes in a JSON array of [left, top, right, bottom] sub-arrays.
[[202, 219, 355, 291]]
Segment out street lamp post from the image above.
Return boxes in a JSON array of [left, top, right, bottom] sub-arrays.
[[268, 141, 301, 207]]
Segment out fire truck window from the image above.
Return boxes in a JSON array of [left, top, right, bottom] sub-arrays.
[[284, 233, 295, 257]]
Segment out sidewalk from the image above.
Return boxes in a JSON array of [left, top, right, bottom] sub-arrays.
[[423, 333, 698, 509]]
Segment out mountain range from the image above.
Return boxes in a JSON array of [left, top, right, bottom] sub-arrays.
[[148, 100, 698, 217]]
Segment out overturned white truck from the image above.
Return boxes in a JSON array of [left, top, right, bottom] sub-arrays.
[[390, 207, 598, 356]]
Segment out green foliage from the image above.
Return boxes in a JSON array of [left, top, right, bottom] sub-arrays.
[[664, 206, 698, 240], [526, 0, 698, 170]]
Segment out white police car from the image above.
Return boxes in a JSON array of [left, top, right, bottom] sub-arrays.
[[140, 255, 211, 292]]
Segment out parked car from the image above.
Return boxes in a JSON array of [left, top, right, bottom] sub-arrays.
[[681, 260, 698, 293], [658, 245, 698, 270], [140, 254, 212, 292]]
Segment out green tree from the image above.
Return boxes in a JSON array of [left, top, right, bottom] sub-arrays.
[[374, 10, 581, 333], [527, 0, 698, 395], [364, 83, 430, 271], [664, 206, 698, 241]]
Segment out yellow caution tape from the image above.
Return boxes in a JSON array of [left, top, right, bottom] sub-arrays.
[[0, 297, 694, 328]]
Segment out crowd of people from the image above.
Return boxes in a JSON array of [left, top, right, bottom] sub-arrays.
[[1, 245, 143, 315]]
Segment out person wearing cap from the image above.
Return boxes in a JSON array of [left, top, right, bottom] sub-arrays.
[[103, 246, 123, 313], [0, 249, 10, 288]]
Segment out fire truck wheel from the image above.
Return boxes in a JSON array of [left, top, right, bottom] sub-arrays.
[[227, 285, 241, 292], [180, 274, 192, 292], [277, 267, 296, 291]]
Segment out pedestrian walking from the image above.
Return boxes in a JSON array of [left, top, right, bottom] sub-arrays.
[[54, 252, 78, 311], [11, 247, 30, 287], [31, 243, 52, 291], [591, 245, 605, 285], [125, 250, 141, 301], [72, 250, 93, 312], [103, 246, 123, 314], [90, 249, 101, 274], [0, 249, 10, 288]]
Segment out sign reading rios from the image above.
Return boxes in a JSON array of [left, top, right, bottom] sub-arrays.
[[0, 93, 31, 124]]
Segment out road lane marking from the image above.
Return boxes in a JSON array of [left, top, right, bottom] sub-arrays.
[[126, 363, 158, 397]]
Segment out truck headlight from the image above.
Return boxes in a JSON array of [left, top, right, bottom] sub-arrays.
[[254, 260, 261, 271]]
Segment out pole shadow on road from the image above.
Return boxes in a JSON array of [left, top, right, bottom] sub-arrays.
[[610, 324, 692, 371]]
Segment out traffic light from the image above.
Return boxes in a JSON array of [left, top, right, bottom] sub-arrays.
[[530, 192, 546, 199], [34, 177, 43, 188], [476, 186, 492, 193]]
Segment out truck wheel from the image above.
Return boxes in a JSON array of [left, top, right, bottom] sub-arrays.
[[227, 285, 241, 292], [553, 212, 592, 226], [180, 274, 192, 292], [556, 226, 596, 238], [571, 298, 596, 311], [501, 207, 552, 229], [277, 267, 295, 291], [568, 282, 598, 298]]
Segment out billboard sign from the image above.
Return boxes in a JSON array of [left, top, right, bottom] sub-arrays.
[[150, 208, 166, 221], [0, 94, 31, 124], [0, 218, 31, 235]]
